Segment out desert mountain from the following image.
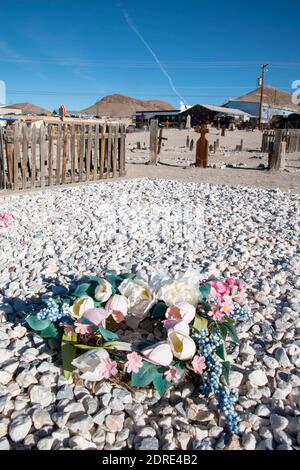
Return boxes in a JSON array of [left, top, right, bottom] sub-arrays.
[[235, 86, 300, 112], [81, 94, 175, 117], [9, 102, 50, 115]]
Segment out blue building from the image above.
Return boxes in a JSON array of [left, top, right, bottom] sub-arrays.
[[223, 86, 300, 124]]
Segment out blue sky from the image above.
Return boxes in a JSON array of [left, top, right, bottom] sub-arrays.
[[1, 0, 300, 111]]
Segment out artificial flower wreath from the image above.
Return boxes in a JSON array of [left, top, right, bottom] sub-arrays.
[[26, 270, 250, 434]]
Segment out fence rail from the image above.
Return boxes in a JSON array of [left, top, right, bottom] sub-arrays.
[[0, 121, 126, 191], [262, 129, 300, 154]]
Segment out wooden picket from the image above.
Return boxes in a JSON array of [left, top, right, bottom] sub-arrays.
[[0, 121, 126, 191], [262, 129, 300, 154]]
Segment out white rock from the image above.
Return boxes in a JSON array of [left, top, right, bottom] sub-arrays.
[[248, 370, 268, 387], [69, 436, 97, 450], [229, 371, 244, 388], [32, 408, 53, 429], [29, 386, 54, 406], [9, 415, 32, 443]]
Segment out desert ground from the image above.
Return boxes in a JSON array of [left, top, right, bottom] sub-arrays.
[[125, 128, 300, 194]]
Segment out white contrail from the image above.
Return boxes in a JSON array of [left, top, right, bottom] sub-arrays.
[[118, 2, 186, 104]]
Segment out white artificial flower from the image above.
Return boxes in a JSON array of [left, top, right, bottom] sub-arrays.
[[168, 330, 196, 361], [171, 320, 190, 336], [95, 279, 113, 303], [71, 348, 109, 381], [69, 296, 94, 319], [157, 276, 200, 306], [118, 275, 156, 328]]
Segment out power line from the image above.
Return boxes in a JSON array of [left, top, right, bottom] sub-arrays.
[[1, 57, 300, 69]]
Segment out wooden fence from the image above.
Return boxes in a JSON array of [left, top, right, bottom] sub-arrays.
[[0, 121, 126, 191], [262, 129, 300, 154]]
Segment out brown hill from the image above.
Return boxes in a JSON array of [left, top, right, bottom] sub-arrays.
[[236, 86, 300, 112], [81, 94, 175, 117], [9, 102, 50, 115]]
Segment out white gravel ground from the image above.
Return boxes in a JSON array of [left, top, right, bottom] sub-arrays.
[[0, 178, 299, 450]]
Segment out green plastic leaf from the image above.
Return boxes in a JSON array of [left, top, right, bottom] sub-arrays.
[[135, 340, 156, 351], [61, 340, 77, 380], [98, 327, 119, 342], [119, 272, 135, 280], [131, 362, 158, 388], [172, 361, 185, 377], [102, 341, 133, 351], [222, 361, 231, 386], [26, 314, 51, 331], [63, 332, 77, 343], [88, 275, 101, 283], [106, 274, 125, 288], [215, 343, 226, 361], [40, 323, 59, 339], [153, 373, 169, 397], [199, 283, 211, 301], [73, 283, 90, 298], [223, 315, 236, 326], [150, 302, 168, 319], [74, 344, 105, 351], [193, 315, 208, 332], [219, 323, 228, 341], [226, 323, 240, 344]]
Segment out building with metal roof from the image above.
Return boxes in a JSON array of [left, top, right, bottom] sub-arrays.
[[178, 104, 253, 127]]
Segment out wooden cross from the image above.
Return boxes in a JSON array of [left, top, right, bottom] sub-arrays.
[[157, 127, 168, 155], [195, 124, 209, 168]]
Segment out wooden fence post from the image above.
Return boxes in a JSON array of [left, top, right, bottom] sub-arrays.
[[40, 124, 46, 189], [221, 125, 226, 137], [0, 128, 6, 190], [22, 123, 29, 190], [31, 125, 37, 188], [119, 124, 126, 176], [100, 123, 106, 178], [269, 129, 285, 170], [149, 119, 158, 165], [13, 123, 20, 190], [71, 124, 76, 183], [196, 125, 209, 168], [107, 125, 112, 178]]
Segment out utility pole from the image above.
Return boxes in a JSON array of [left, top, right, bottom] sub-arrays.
[[258, 64, 268, 130]]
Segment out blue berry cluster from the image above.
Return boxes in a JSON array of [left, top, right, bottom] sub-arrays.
[[193, 329, 241, 435], [230, 303, 250, 321], [37, 298, 71, 323]]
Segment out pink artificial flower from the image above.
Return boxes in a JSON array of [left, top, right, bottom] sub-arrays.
[[162, 319, 179, 331], [83, 308, 108, 327], [192, 355, 206, 374], [142, 341, 173, 367], [209, 286, 222, 303], [74, 321, 93, 335], [209, 280, 230, 296], [164, 366, 182, 383], [64, 324, 75, 337], [209, 308, 225, 322], [105, 294, 128, 323], [124, 352, 143, 374], [98, 358, 118, 379], [220, 295, 234, 315], [0, 211, 13, 228], [226, 277, 237, 287], [165, 302, 196, 324]]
